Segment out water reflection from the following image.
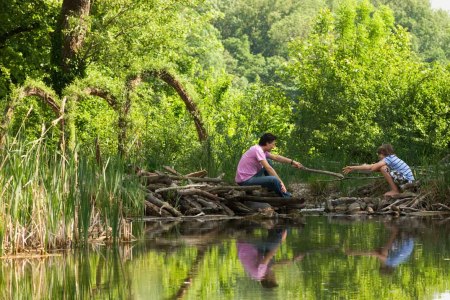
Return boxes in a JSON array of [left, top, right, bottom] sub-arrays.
[[237, 227, 305, 288], [346, 223, 415, 274], [1, 216, 450, 299]]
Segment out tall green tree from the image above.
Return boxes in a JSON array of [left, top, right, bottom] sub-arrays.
[[286, 0, 449, 160]]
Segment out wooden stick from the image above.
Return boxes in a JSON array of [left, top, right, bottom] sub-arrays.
[[228, 195, 305, 206], [155, 184, 208, 193], [185, 170, 207, 177], [206, 185, 262, 193], [163, 166, 182, 176], [301, 167, 345, 179], [145, 200, 171, 217], [381, 198, 412, 211], [168, 175, 223, 183], [178, 188, 224, 202], [146, 193, 183, 217]]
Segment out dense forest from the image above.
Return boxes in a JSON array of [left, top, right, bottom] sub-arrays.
[[0, 0, 449, 252], [1, 0, 448, 167]]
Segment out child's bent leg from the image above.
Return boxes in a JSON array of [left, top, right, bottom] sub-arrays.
[[380, 166, 400, 196]]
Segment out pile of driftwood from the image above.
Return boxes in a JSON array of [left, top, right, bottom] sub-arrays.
[[326, 181, 450, 216], [134, 166, 305, 218]]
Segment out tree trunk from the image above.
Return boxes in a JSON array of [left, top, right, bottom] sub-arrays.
[[149, 70, 207, 141], [52, 0, 91, 94], [0, 86, 62, 146]]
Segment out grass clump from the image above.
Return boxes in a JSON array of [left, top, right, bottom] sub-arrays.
[[0, 127, 144, 255]]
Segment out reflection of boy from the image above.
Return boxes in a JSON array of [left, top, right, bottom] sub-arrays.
[[343, 144, 415, 197], [346, 224, 414, 274], [237, 229, 289, 288]]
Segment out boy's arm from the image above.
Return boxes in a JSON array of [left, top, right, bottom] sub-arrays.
[[267, 153, 303, 169], [343, 160, 386, 174], [260, 159, 287, 193]]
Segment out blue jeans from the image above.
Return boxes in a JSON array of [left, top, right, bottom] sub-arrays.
[[239, 162, 291, 198]]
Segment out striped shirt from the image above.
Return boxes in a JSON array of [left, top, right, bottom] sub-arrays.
[[383, 155, 415, 182]]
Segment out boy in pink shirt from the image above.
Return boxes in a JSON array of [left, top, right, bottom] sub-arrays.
[[235, 133, 303, 197]]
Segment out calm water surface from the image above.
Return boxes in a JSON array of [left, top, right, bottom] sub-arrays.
[[2, 216, 450, 299]]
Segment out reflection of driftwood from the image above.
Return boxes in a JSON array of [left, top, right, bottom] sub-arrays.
[[301, 167, 344, 179]]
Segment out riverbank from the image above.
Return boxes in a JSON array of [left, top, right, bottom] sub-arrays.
[[0, 138, 447, 256]]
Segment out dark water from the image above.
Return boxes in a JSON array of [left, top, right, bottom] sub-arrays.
[[2, 216, 450, 299]]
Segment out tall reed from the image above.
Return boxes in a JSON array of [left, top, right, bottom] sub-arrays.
[[0, 122, 144, 255]]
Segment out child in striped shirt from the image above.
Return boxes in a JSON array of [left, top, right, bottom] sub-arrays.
[[343, 144, 415, 197]]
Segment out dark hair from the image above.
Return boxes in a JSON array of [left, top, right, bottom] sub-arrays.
[[377, 144, 395, 156], [260, 270, 278, 289], [259, 133, 277, 146]]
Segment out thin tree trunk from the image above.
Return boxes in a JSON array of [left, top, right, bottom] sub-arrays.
[[0, 86, 62, 146], [149, 70, 207, 141]]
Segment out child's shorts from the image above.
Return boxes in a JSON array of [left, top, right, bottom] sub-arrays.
[[388, 169, 410, 186]]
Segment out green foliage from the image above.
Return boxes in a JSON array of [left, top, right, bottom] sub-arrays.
[[285, 0, 449, 160], [0, 0, 449, 255], [374, 0, 450, 62], [0, 0, 58, 98]]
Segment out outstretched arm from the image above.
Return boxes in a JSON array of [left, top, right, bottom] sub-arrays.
[[268, 153, 303, 169], [343, 160, 386, 174]]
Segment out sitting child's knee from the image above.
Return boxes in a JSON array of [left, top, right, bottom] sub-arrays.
[[380, 166, 389, 173]]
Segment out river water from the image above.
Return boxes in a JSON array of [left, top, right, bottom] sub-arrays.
[[2, 216, 450, 299]]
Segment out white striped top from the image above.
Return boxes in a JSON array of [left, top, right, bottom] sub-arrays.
[[383, 155, 415, 182]]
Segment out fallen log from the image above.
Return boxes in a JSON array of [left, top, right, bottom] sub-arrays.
[[386, 192, 417, 199], [163, 166, 183, 176], [217, 202, 235, 216], [226, 201, 254, 214], [185, 170, 207, 178], [206, 185, 262, 193], [193, 197, 220, 210], [183, 196, 204, 210], [143, 174, 172, 185], [155, 184, 208, 194], [400, 180, 421, 191], [178, 188, 224, 202], [432, 203, 450, 211], [146, 193, 183, 217], [168, 175, 223, 183], [145, 200, 171, 217], [228, 195, 305, 206], [407, 192, 431, 208], [147, 183, 170, 191], [381, 198, 413, 211]]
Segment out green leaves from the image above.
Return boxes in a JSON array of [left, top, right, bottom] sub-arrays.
[[286, 0, 449, 160]]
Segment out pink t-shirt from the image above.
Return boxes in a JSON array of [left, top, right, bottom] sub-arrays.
[[235, 145, 269, 183], [237, 242, 268, 280]]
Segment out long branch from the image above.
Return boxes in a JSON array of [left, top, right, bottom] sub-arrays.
[[149, 70, 207, 141]]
